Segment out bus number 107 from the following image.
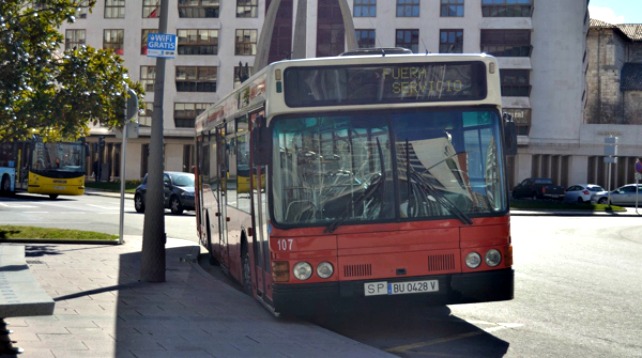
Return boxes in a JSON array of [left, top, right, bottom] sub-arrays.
[[277, 238, 293, 251]]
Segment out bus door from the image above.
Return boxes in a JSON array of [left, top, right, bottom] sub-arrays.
[[215, 125, 230, 267], [250, 112, 269, 299], [14, 141, 30, 191]]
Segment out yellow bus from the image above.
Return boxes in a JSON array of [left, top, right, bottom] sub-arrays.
[[0, 139, 87, 199]]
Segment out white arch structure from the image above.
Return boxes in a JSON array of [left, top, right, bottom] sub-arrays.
[[254, 0, 357, 73]]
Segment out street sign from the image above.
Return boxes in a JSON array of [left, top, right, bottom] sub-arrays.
[[147, 33, 177, 58], [126, 88, 139, 120], [603, 136, 618, 156]]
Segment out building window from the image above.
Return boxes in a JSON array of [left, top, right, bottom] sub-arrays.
[[65, 29, 86, 50], [174, 103, 211, 128], [140, 66, 156, 93], [397, 0, 419, 17], [175, 66, 217, 92], [503, 108, 531, 136], [480, 30, 531, 57], [103, 29, 124, 55], [482, 0, 533, 17], [235, 29, 257, 56], [138, 102, 154, 127], [177, 29, 218, 55], [354, 0, 376, 17], [500, 70, 531, 96], [143, 0, 160, 18], [356, 29, 376, 48], [104, 0, 125, 19], [439, 29, 463, 53], [236, 0, 258, 18], [441, 0, 464, 17], [76, 0, 90, 19], [396, 29, 419, 53], [141, 29, 159, 55], [178, 0, 219, 18]]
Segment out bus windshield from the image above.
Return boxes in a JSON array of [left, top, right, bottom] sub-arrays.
[[31, 142, 86, 173], [271, 107, 506, 227]]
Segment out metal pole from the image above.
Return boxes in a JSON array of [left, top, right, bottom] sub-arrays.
[[118, 84, 128, 245], [607, 161, 612, 206], [635, 172, 641, 215], [141, 0, 168, 282]]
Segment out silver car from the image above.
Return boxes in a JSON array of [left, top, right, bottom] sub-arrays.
[[592, 184, 642, 205]]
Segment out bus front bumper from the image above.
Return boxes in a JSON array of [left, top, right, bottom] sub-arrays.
[[272, 268, 514, 315]]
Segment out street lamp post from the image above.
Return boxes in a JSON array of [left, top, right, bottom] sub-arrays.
[[119, 82, 138, 245], [141, 0, 169, 282]]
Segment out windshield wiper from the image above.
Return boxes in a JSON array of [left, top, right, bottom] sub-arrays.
[[325, 138, 386, 233], [407, 169, 472, 225], [405, 139, 416, 217]]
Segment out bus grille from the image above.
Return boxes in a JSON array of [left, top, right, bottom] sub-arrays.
[[428, 254, 456, 272], [343, 264, 372, 277]]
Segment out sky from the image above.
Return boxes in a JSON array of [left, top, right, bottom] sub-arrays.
[[588, 0, 642, 24]]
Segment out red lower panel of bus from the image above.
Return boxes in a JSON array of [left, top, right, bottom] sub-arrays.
[[267, 217, 513, 315]]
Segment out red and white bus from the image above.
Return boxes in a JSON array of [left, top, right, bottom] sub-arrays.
[[195, 50, 516, 315]]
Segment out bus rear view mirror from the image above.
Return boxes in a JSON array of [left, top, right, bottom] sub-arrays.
[[252, 115, 271, 166]]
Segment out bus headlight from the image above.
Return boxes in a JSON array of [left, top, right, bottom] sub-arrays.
[[485, 249, 502, 267], [293, 262, 312, 280], [316, 262, 334, 279], [465, 252, 482, 269]]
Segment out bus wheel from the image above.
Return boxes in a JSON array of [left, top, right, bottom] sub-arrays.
[[0, 175, 9, 195], [241, 245, 252, 295], [49, 194, 59, 199]]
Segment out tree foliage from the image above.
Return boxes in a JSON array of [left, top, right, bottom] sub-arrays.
[[0, 0, 144, 141]]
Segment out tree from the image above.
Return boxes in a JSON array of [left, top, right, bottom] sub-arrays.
[[0, 0, 143, 141]]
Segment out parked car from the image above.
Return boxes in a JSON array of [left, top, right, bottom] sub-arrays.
[[134, 171, 195, 215], [512, 177, 565, 200], [563, 184, 604, 203], [592, 184, 642, 205]]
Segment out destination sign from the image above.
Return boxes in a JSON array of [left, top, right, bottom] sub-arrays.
[[283, 61, 487, 107]]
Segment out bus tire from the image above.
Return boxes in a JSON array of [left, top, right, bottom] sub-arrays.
[[49, 194, 59, 199], [0, 175, 10, 195], [241, 243, 252, 295]]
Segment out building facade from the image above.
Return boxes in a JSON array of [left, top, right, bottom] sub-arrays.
[[583, 19, 642, 189], [63, 0, 637, 191]]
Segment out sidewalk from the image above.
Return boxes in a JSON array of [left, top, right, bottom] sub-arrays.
[[6, 236, 393, 358]]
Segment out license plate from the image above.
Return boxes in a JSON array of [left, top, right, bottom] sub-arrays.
[[54, 186, 65, 190], [364, 279, 439, 296]]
